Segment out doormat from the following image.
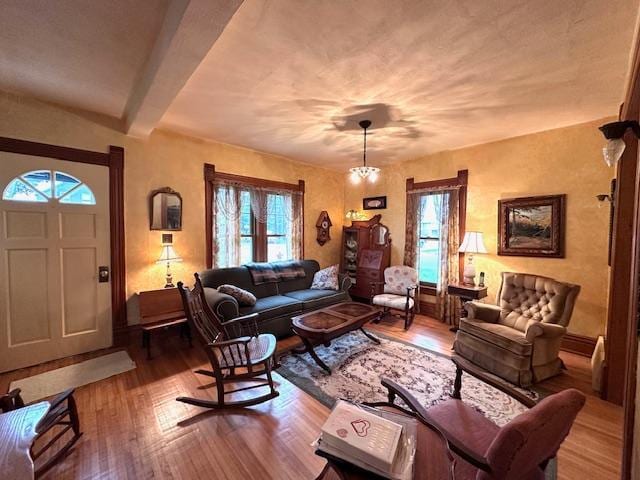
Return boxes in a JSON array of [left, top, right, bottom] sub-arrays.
[[9, 350, 136, 403]]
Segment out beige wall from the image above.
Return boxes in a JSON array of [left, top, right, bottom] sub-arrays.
[[345, 119, 614, 338], [0, 92, 614, 335], [0, 93, 345, 324]]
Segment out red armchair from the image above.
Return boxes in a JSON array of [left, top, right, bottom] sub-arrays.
[[373, 356, 585, 480]]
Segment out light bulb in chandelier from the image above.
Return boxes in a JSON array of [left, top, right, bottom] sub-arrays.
[[349, 170, 362, 184]]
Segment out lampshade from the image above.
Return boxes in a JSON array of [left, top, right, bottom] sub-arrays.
[[458, 231, 487, 254], [156, 245, 182, 263], [602, 138, 626, 167]]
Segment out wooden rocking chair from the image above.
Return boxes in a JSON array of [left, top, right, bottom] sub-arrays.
[[0, 388, 82, 478], [176, 273, 279, 409]]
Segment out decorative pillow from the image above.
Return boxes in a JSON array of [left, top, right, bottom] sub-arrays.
[[310, 265, 339, 290], [217, 284, 257, 306]]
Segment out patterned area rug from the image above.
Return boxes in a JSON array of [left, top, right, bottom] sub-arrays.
[[278, 330, 538, 427]]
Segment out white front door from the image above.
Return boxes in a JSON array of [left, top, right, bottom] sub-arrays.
[[0, 153, 112, 373]]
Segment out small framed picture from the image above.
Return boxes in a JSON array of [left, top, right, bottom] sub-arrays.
[[363, 196, 387, 210]]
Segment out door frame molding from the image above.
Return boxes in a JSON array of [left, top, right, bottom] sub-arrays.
[[0, 136, 127, 336]]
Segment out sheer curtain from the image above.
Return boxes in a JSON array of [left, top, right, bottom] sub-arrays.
[[213, 183, 242, 268], [213, 180, 303, 267]]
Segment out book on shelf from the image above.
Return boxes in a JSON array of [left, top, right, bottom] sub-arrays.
[[316, 400, 415, 480]]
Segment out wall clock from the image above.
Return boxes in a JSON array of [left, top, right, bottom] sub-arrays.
[[316, 211, 332, 246]]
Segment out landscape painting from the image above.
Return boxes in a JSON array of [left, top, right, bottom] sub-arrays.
[[498, 195, 565, 258]]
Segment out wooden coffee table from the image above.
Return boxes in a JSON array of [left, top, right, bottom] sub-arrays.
[[291, 302, 381, 373]]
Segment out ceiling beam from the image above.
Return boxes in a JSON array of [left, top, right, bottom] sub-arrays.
[[124, 0, 243, 137]]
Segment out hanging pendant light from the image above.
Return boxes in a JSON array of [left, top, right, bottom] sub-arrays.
[[349, 120, 380, 184]]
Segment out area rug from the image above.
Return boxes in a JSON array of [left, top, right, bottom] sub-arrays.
[[9, 350, 136, 403], [278, 330, 538, 427]]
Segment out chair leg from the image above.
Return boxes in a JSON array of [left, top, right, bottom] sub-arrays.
[[452, 364, 463, 400], [265, 359, 277, 396], [215, 371, 226, 407], [67, 394, 81, 437]]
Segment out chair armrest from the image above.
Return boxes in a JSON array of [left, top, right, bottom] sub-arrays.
[[209, 336, 253, 349], [452, 355, 537, 408], [370, 281, 384, 299], [379, 377, 492, 473], [338, 273, 352, 292], [465, 302, 501, 323], [47, 388, 75, 410], [0, 388, 25, 411], [525, 321, 566, 342], [202, 287, 239, 321], [406, 285, 418, 298]]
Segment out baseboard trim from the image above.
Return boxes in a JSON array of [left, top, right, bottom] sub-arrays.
[[419, 301, 437, 317], [561, 333, 597, 357]]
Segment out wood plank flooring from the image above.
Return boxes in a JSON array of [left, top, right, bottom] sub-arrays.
[[0, 315, 623, 480]]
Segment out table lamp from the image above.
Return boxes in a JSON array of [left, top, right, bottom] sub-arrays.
[[156, 242, 182, 288], [458, 231, 487, 286]]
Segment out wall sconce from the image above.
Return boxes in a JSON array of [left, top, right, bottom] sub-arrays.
[[599, 120, 640, 167], [345, 209, 366, 220]]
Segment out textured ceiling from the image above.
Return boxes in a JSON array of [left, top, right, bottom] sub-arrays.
[[160, 0, 638, 169], [0, 0, 169, 119]]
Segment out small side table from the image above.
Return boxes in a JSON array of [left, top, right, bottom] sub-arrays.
[[138, 288, 192, 359], [446, 283, 488, 331]]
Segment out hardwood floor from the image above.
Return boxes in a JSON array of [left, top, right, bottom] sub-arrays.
[[0, 315, 623, 480]]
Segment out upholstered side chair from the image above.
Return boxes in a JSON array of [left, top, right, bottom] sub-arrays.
[[369, 356, 586, 480], [454, 272, 580, 386], [371, 265, 419, 330], [176, 273, 279, 409]]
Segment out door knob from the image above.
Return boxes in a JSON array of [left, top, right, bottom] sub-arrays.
[[98, 266, 110, 283]]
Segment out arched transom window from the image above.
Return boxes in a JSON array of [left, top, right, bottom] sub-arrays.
[[2, 170, 96, 205]]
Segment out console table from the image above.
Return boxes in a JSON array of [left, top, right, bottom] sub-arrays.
[[447, 282, 488, 331], [0, 401, 49, 480], [138, 288, 191, 359]]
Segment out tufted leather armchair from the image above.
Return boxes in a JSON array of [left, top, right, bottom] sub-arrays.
[[453, 272, 580, 386]]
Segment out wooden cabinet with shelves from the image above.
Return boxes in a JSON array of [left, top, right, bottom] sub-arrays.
[[340, 215, 391, 300]]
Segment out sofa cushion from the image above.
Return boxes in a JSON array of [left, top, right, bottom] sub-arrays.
[[459, 318, 532, 356], [277, 260, 319, 294], [199, 266, 278, 299], [238, 295, 302, 321], [454, 334, 533, 386], [283, 289, 349, 311], [427, 399, 499, 457], [373, 293, 414, 310]]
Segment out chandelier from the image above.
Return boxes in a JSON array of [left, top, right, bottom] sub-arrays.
[[349, 120, 380, 183]]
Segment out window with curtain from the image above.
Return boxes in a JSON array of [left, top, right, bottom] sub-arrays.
[[404, 171, 466, 325], [213, 179, 302, 268]]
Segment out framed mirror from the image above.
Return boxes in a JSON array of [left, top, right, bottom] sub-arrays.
[[150, 187, 182, 231], [371, 223, 389, 246]]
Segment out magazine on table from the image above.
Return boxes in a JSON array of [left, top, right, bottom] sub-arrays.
[[315, 399, 416, 480]]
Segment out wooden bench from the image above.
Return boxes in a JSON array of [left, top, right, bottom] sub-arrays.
[[139, 288, 191, 359]]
